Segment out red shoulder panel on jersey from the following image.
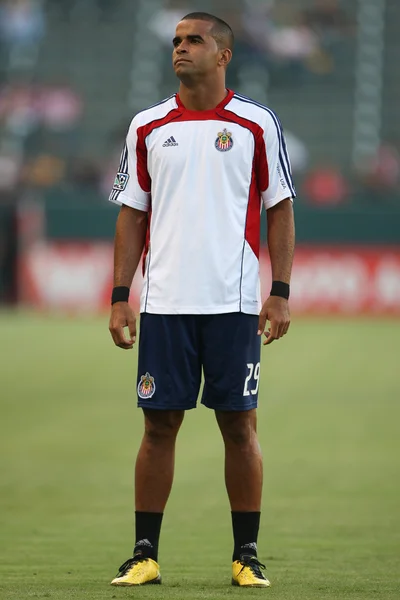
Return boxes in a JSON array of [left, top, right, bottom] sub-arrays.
[[136, 108, 182, 193], [217, 109, 268, 259]]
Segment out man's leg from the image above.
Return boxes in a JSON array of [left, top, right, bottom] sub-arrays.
[[216, 409, 262, 511], [134, 408, 184, 559], [111, 408, 184, 586], [112, 314, 200, 586], [215, 408, 269, 586], [132, 314, 200, 563], [215, 409, 263, 559]]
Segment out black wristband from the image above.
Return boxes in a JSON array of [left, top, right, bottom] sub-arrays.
[[270, 280, 290, 300], [111, 286, 130, 305]]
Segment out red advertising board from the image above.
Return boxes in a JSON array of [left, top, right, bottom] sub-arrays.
[[18, 242, 400, 315], [263, 246, 400, 315]]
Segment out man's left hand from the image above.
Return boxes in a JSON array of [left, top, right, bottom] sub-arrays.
[[258, 296, 291, 345]]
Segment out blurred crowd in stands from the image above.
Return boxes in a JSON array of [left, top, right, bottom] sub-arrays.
[[152, 0, 353, 84], [0, 0, 398, 210]]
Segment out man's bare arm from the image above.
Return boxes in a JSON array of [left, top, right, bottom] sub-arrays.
[[114, 205, 148, 286], [109, 205, 148, 349], [267, 198, 295, 283], [258, 198, 295, 344]]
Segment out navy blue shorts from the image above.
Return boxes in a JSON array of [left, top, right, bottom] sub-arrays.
[[136, 313, 261, 411]]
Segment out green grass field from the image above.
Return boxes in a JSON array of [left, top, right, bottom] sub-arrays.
[[0, 313, 399, 600]]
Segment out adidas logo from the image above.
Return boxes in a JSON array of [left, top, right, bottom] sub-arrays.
[[241, 542, 257, 551], [136, 539, 153, 547], [163, 136, 178, 147]]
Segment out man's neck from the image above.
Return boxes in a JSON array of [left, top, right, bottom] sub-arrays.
[[178, 80, 228, 111]]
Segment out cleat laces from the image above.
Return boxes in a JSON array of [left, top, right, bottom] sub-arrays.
[[116, 554, 147, 577], [238, 555, 267, 580]]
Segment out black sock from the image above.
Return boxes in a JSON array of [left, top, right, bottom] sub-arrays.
[[133, 511, 163, 561], [231, 511, 260, 561]]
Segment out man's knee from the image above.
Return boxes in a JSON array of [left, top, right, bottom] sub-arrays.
[[143, 409, 184, 443], [216, 410, 257, 447]]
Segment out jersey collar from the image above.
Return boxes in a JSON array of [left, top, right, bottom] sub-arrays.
[[175, 89, 234, 114]]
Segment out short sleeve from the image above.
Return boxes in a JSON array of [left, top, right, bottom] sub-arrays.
[[259, 111, 296, 209], [108, 118, 151, 212]]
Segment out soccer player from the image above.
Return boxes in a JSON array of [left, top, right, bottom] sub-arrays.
[[108, 12, 295, 588]]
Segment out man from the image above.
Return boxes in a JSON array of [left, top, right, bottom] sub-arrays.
[[108, 12, 295, 588]]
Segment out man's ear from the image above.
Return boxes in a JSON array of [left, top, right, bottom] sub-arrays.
[[218, 48, 232, 68]]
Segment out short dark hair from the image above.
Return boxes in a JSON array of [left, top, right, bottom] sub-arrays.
[[181, 12, 234, 50]]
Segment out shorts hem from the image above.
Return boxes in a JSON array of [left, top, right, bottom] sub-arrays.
[[137, 401, 197, 411], [201, 400, 258, 411]]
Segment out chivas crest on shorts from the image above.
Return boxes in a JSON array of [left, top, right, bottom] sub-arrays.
[[215, 128, 233, 152], [137, 372, 156, 399]]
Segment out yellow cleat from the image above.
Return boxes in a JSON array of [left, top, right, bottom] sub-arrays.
[[111, 554, 161, 586], [232, 554, 271, 588]]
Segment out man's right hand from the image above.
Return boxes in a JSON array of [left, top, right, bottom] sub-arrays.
[[109, 302, 137, 349]]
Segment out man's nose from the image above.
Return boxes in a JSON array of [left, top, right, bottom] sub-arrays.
[[177, 40, 189, 53]]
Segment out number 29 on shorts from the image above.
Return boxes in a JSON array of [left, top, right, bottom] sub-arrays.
[[243, 362, 260, 396]]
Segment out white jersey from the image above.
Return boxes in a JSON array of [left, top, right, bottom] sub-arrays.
[[109, 89, 295, 315]]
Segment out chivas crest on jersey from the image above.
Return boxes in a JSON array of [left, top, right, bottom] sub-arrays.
[[215, 129, 234, 152], [137, 372, 156, 399]]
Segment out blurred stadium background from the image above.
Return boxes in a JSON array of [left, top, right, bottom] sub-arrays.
[[0, 2, 399, 599], [0, 0, 398, 312]]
